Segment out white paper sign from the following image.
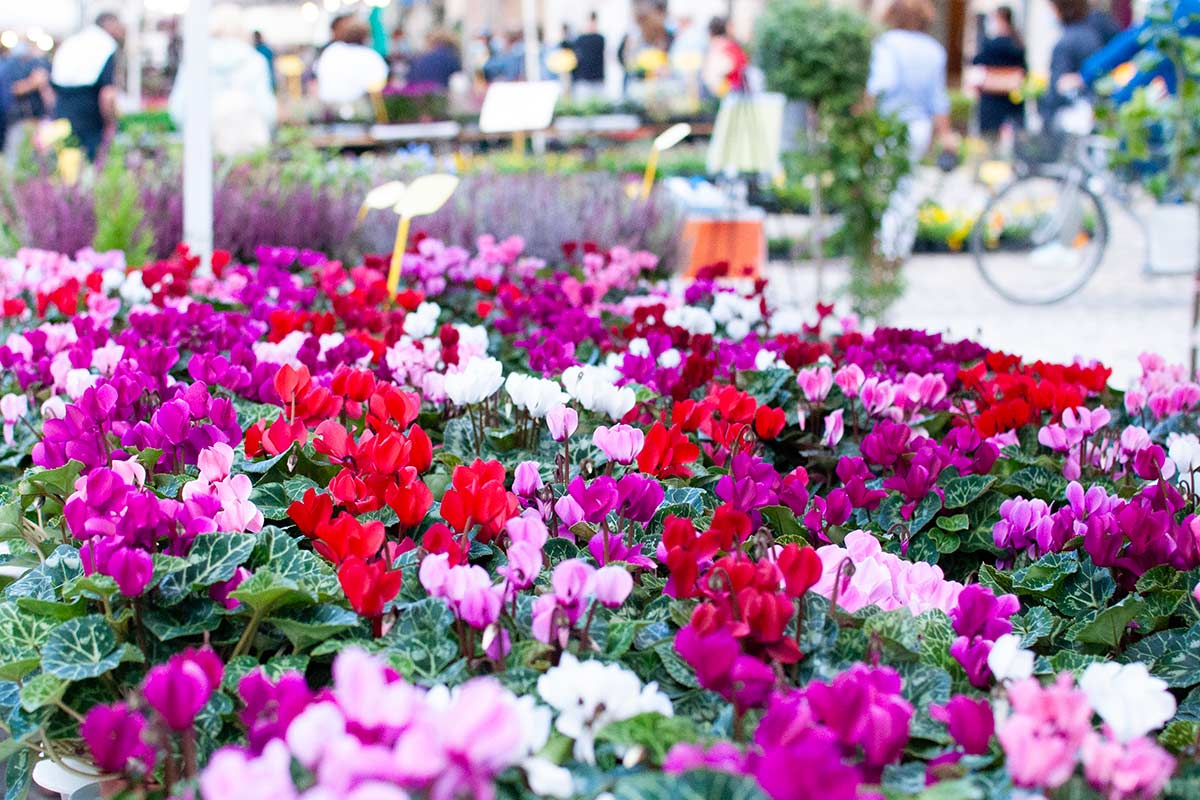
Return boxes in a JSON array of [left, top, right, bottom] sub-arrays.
[[479, 81, 561, 134]]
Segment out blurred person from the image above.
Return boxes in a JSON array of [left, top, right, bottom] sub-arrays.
[[406, 28, 461, 88], [1087, 2, 1122, 44], [315, 18, 389, 106], [169, 4, 277, 157], [970, 6, 1026, 138], [52, 12, 124, 161], [571, 12, 606, 100], [1042, 0, 1105, 123], [868, 0, 956, 262], [483, 30, 524, 82], [619, 2, 673, 85], [867, 0, 955, 161], [0, 43, 54, 163], [669, 15, 707, 68], [701, 16, 747, 97], [253, 31, 276, 92]]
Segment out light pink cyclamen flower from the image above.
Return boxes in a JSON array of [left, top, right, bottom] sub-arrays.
[[833, 364, 865, 398], [1081, 729, 1175, 800], [592, 424, 645, 465], [860, 377, 897, 417], [0, 393, 28, 446], [796, 366, 833, 404], [822, 409, 844, 448]]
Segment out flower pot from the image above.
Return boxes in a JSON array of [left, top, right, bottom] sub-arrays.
[[31, 758, 101, 800], [1146, 201, 1200, 273]]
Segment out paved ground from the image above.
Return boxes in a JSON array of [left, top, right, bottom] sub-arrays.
[[768, 194, 1194, 388]]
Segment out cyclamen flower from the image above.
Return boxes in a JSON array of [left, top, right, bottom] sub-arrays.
[[998, 673, 1094, 791], [797, 366, 833, 403], [1078, 662, 1175, 744], [537, 653, 673, 763], [142, 648, 224, 731], [822, 409, 844, 447], [444, 356, 504, 406], [930, 695, 994, 755], [0, 393, 27, 445], [545, 404, 578, 441], [593, 424, 645, 464], [505, 372, 569, 418], [1081, 728, 1175, 800], [81, 703, 155, 775]]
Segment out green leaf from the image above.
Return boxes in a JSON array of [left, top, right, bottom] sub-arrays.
[[908, 491, 944, 535], [654, 641, 700, 689], [41, 615, 121, 680], [159, 532, 257, 603], [4, 749, 29, 800], [18, 672, 66, 712], [1010, 551, 1079, 595], [61, 573, 120, 602], [1158, 720, 1200, 753], [20, 460, 84, 499], [250, 483, 291, 521], [935, 514, 969, 532], [1137, 566, 1183, 593], [1122, 624, 1200, 687], [863, 608, 921, 656], [1074, 595, 1146, 647], [1047, 650, 1107, 675], [143, 599, 222, 641], [897, 662, 951, 741], [1000, 466, 1067, 501], [942, 475, 997, 509], [0, 500, 24, 542], [604, 620, 642, 658], [1054, 558, 1116, 617], [271, 605, 362, 650], [596, 712, 699, 765], [609, 769, 767, 800], [380, 598, 458, 679], [1012, 606, 1055, 646], [5, 545, 83, 602], [760, 505, 807, 543], [231, 571, 316, 614]]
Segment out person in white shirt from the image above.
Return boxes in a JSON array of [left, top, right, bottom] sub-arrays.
[[314, 18, 389, 109], [168, 4, 277, 156]]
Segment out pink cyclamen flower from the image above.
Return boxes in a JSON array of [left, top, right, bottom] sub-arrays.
[[833, 364, 865, 398], [81, 702, 155, 774], [512, 460, 543, 496], [142, 648, 224, 731], [592, 565, 633, 608], [546, 404, 578, 441], [998, 674, 1093, 791], [0, 393, 27, 446], [1193, 581, 1200, 606], [592, 424, 645, 464], [822, 409, 845, 448], [860, 377, 897, 417], [797, 366, 833, 403]]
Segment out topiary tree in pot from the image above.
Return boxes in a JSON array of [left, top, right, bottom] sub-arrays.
[[755, 0, 911, 318]]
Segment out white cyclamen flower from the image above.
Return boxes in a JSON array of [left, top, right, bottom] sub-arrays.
[[987, 633, 1035, 683], [402, 301, 441, 340], [537, 653, 673, 764], [1167, 433, 1200, 480], [662, 305, 716, 336], [1079, 661, 1176, 743], [444, 356, 504, 406], [505, 373, 569, 419]]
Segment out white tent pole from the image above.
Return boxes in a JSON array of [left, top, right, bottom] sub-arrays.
[[125, 1, 143, 111], [182, 0, 213, 271], [520, 0, 546, 155]]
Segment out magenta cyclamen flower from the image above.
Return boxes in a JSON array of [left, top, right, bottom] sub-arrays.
[[238, 669, 315, 753], [80, 536, 154, 596], [753, 690, 867, 800], [615, 473, 664, 524], [567, 475, 619, 524], [950, 584, 1019, 688], [81, 702, 156, 774], [930, 695, 995, 755], [142, 648, 224, 731], [801, 664, 913, 773], [674, 624, 774, 710]]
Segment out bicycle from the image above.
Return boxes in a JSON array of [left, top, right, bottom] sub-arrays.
[[968, 130, 1192, 304]]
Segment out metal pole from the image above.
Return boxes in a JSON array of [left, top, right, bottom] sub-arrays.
[[125, 1, 143, 110], [182, 0, 213, 270]]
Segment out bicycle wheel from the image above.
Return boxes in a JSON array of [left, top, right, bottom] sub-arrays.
[[970, 170, 1109, 304]]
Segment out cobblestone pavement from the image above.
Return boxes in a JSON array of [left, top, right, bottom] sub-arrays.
[[768, 200, 1194, 387]]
